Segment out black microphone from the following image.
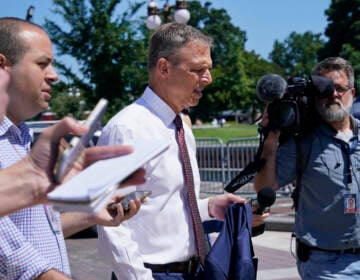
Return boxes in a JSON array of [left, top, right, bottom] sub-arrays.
[[251, 187, 276, 237], [224, 158, 267, 193], [256, 74, 287, 103], [252, 187, 276, 215]]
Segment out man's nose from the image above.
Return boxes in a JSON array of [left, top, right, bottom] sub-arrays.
[[46, 65, 59, 83], [201, 69, 212, 86]]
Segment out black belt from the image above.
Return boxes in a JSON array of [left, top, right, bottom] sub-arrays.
[[297, 239, 360, 254], [144, 257, 201, 275], [311, 246, 360, 254]]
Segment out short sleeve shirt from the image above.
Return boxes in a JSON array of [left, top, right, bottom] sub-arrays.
[[276, 119, 360, 250]]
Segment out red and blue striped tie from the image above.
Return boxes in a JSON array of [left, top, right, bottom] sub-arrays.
[[174, 115, 208, 264]]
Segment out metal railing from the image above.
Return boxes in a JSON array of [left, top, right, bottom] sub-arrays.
[[196, 138, 226, 195], [196, 137, 260, 196]]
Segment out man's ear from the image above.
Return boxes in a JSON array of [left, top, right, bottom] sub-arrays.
[[351, 87, 356, 99], [0, 54, 8, 69], [157, 58, 170, 77]]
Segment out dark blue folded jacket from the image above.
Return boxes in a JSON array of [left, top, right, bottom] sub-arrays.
[[204, 203, 257, 280]]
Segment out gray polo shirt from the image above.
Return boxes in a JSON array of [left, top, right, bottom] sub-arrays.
[[276, 118, 360, 250]]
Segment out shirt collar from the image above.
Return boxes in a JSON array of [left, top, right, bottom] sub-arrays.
[[140, 86, 177, 127], [0, 116, 32, 146], [318, 115, 360, 142], [0, 117, 13, 137]]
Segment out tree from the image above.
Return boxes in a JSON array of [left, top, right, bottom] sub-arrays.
[[50, 82, 88, 119], [269, 31, 324, 78], [242, 51, 284, 121], [45, 0, 281, 123], [318, 0, 360, 91], [186, 1, 257, 122], [45, 0, 149, 117], [319, 0, 360, 59]]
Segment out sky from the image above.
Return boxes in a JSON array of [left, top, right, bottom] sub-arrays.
[[0, 0, 331, 61]]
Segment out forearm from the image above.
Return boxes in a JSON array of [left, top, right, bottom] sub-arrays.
[[61, 212, 95, 238], [254, 151, 278, 191], [254, 132, 279, 192], [35, 269, 73, 280], [0, 157, 48, 216]]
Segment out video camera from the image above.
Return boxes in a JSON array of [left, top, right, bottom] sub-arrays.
[[224, 74, 334, 193], [257, 74, 334, 136]]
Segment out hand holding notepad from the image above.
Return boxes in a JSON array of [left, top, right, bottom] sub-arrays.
[[47, 139, 170, 213]]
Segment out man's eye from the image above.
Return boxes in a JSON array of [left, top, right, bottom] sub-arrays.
[[192, 69, 205, 74], [334, 85, 350, 93], [38, 62, 48, 68]]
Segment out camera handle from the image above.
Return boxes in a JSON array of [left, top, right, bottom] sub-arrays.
[[224, 127, 268, 193]]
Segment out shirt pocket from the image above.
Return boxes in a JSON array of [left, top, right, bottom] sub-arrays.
[[349, 154, 360, 183], [318, 146, 345, 182]]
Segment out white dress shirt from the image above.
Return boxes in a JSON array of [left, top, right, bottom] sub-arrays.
[[97, 87, 211, 280]]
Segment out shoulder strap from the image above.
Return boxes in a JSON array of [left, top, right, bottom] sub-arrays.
[[291, 134, 314, 210]]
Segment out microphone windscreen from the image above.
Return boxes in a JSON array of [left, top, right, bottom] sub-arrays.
[[256, 74, 287, 103], [257, 187, 276, 208]]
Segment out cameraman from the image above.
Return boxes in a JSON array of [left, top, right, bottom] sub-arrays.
[[254, 57, 360, 279]]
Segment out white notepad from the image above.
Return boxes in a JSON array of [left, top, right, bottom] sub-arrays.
[[47, 139, 170, 213]]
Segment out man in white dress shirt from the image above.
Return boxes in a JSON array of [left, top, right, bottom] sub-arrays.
[[97, 22, 266, 280]]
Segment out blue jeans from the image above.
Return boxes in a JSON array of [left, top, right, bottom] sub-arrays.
[[297, 250, 360, 279]]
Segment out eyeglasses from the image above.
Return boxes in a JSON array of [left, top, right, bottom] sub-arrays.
[[334, 84, 351, 95]]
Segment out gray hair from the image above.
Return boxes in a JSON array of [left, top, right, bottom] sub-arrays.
[[0, 17, 45, 64], [311, 57, 354, 88], [148, 22, 213, 69]]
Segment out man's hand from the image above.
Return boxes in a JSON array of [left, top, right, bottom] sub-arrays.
[[208, 194, 269, 227], [61, 193, 146, 237], [92, 193, 143, 226], [208, 193, 247, 220], [26, 117, 145, 204], [250, 202, 270, 227]]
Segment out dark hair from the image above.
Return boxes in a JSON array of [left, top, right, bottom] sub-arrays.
[[148, 22, 213, 70], [0, 17, 46, 64]]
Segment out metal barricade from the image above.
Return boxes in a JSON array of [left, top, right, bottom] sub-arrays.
[[195, 137, 260, 196], [225, 137, 260, 194], [195, 138, 225, 195]]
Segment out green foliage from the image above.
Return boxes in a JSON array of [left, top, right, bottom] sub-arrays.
[[46, 0, 360, 125], [241, 51, 284, 119], [318, 0, 360, 92], [45, 0, 148, 116], [319, 0, 360, 59], [187, 1, 273, 122], [269, 31, 324, 77], [50, 81, 89, 119], [339, 44, 360, 92]]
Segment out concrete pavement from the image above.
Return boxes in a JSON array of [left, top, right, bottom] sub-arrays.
[[66, 232, 300, 280], [253, 231, 299, 280]]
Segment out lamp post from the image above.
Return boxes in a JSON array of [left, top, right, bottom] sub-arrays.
[[146, 0, 190, 30], [25, 5, 35, 22], [67, 87, 86, 118]]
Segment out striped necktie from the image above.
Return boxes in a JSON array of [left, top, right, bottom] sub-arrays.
[[174, 115, 208, 264]]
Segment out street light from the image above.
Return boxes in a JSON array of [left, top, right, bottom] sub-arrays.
[[25, 5, 35, 22], [146, 0, 190, 30]]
